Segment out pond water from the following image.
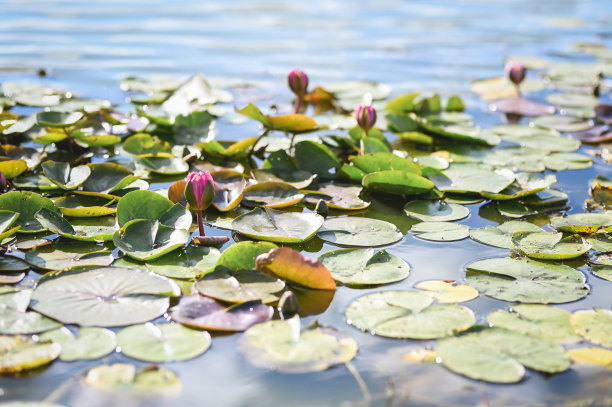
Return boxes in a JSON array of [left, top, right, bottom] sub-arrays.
[[1, 0, 612, 406]]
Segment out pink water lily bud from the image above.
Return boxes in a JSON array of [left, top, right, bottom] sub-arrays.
[[356, 104, 377, 133], [184, 171, 215, 212], [288, 69, 309, 97], [506, 61, 526, 86]]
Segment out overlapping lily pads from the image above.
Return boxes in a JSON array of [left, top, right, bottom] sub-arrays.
[[0, 336, 61, 374], [232, 208, 324, 243], [404, 200, 469, 222], [470, 221, 544, 249], [570, 309, 612, 347], [511, 231, 591, 259], [317, 217, 402, 247]]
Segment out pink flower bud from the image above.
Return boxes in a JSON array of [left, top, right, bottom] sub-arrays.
[[288, 69, 309, 97], [356, 104, 377, 133], [506, 61, 526, 86], [184, 171, 215, 211]]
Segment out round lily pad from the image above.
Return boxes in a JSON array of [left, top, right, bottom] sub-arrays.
[[0, 191, 61, 233], [466, 257, 589, 303], [117, 190, 190, 228], [317, 217, 402, 247], [243, 181, 304, 208], [570, 309, 612, 348], [511, 231, 591, 260], [488, 304, 581, 344], [240, 317, 358, 373], [195, 269, 284, 303], [362, 170, 434, 195], [34, 208, 116, 242], [470, 221, 544, 249], [587, 232, 612, 253], [83, 163, 140, 194], [428, 165, 515, 194], [0, 290, 61, 335], [26, 241, 114, 271], [31, 267, 180, 327], [567, 347, 612, 367], [531, 115, 593, 133], [39, 327, 116, 361], [232, 207, 324, 243], [41, 161, 91, 190], [252, 169, 315, 190], [345, 291, 475, 339], [171, 294, 273, 332], [211, 170, 247, 212], [117, 323, 211, 363], [82, 363, 181, 392], [0, 336, 61, 374], [36, 111, 83, 128], [214, 241, 278, 271], [318, 248, 409, 287], [53, 194, 116, 218], [146, 246, 220, 279], [113, 219, 189, 261], [489, 97, 555, 116], [551, 213, 612, 234], [305, 183, 370, 210], [404, 200, 469, 222], [414, 280, 479, 303], [139, 155, 189, 175], [435, 328, 570, 383], [411, 222, 470, 241]]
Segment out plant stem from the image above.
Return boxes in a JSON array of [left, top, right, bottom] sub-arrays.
[[197, 210, 205, 236], [294, 96, 302, 114], [248, 128, 270, 157]]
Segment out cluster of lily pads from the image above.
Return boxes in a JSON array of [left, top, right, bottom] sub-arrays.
[[0, 47, 610, 403]]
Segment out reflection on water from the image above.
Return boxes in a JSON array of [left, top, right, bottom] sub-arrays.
[[1, 0, 612, 406]]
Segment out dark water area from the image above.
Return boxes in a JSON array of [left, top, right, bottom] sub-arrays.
[[1, 1, 612, 406]]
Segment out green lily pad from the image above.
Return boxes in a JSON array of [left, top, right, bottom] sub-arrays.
[[411, 222, 469, 241], [414, 280, 479, 303], [82, 363, 181, 392], [362, 170, 434, 195], [428, 165, 515, 194], [26, 241, 114, 271], [113, 219, 189, 261], [31, 267, 180, 327], [350, 152, 421, 174], [488, 304, 581, 344], [240, 317, 358, 373], [294, 140, 339, 180], [0, 290, 61, 335], [232, 207, 324, 243], [117, 323, 211, 363], [123, 133, 172, 155], [0, 257, 30, 273], [0, 160, 28, 179], [587, 232, 612, 252], [0, 192, 61, 233], [211, 170, 247, 212], [139, 155, 189, 175], [531, 115, 593, 133], [146, 246, 220, 279], [480, 173, 557, 201], [470, 221, 544, 249], [466, 257, 589, 303], [243, 181, 304, 208], [318, 248, 409, 287], [41, 161, 91, 190], [252, 169, 316, 190], [35, 111, 83, 128], [345, 291, 474, 339], [404, 200, 469, 222], [435, 328, 570, 383], [0, 211, 20, 240], [551, 213, 612, 233], [304, 183, 370, 211], [117, 190, 191, 229], [317, 217, 402, 247], [82, 163, 140, 194], [238, 103, 319, 133], [11, 175, 61, 192], [39, 327, 116, 361], [53, 194, 116, 218], [171, 294, 273, 332], [570, 309, 612, 348], [0, 336, 61, 374], [511, 231, 591, 259], [214, 241, 278, 271], [76, 134, 121, 147], [195, 268, 284, 304], [35, 208, 115, 242], [592, 265, 612, 281]]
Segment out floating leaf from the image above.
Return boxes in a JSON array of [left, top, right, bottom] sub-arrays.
[[82, 163, 140, 194], [211, 170, 247, 212], [345, 291, 474, 339], [146, 246, 220, 279], [31, 267, 180, 327], [531, 115, 593, 133], [255, 247, 335, 290], [362, 170, 434, 195], [117, 190, 191, 229], [53, 194, 116, 218], [41, 161, 90, 190], [39, 327, 116, 361], [0, 192, 61, 233], [428, 165, 514, 194], [350, 152, 421, 174], [36, 111, 83, 128], [587, 231, 612, 253], [171, 294, 273, 332], [551, 213, 612, 233], [240, 317, 357, 373], [0, 160, 27, 179], [470, 221, 544, 249], [488, 97, 555, 116], [243, 181, 304, 208], [435, 328, 570, 383], [404, 200, 469, 222], [82, 363, 180, 392], [304, 183, 370, 210], [196, 268, 285, 303], [252, 169, 315, 190], [567, 348, 612, 367], [318, 248, 409, 287], [414, 280, 478, 303], [0, 291, 61, 335], [117, 323, 210, 363], [466, 257, 589, 303], [411, 222, 469, 241], [294, 140, 339, 180], [317, 217, 402, 247], [511, 231, 591, 259], [237, 103, 318, 132], [26, 241, 114, 271], [214, 241, 278, 271], [232, 207, 324, 243], [488, 304, 581, 344], [570, 309, 612, 348], [139, 155, 189, 175], [480, 173, 556, 201], [113, 219, 189, 261], [0, 336, 61, 374], [35, 208, 115, 242], [0, 211, 20, 240]]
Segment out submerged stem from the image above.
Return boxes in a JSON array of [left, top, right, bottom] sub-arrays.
[[346, 362, 371, 406]]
